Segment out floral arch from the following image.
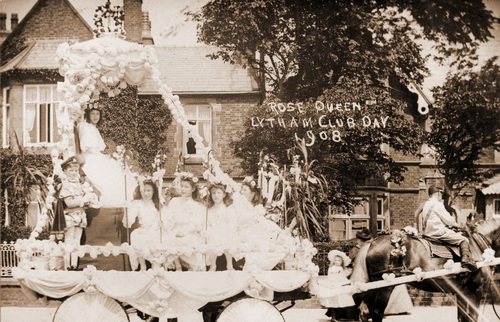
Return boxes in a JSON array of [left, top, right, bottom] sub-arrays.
[[29, 33, 240, 240]]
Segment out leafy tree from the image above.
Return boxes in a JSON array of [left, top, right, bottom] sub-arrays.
[[427, 57, 500, 205], [233, 78, 424, 209], [190, 0, 498, 100], [192, 0, 497, 236]]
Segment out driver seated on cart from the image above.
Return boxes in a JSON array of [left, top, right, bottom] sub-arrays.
[[418, 185, 476, 271]]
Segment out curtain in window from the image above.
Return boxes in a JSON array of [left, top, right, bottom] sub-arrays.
[[200, 121, 211, 147], [25, 104, 37, 144], [53, 102, 62, 142], [198, 106, 211, 147], [25, 86, 37, 102], [39, 86, 51, 102], [24, 87, 38, 144], [185, 106, 196, 119]]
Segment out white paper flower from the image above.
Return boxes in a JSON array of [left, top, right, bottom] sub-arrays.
[[481, 248, 495, 262]]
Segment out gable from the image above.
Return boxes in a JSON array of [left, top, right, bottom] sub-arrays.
[[1, 0, 93, 64], [0, 39, 71, 73]]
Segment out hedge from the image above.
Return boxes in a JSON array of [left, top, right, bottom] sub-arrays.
[[313, 239, 357, 275]]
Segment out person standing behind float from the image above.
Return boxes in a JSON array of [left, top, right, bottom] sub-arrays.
[[59, 157, 99, 270], [420, 185, 476, 270], [122, 180, 162, 271], [77, 108, 133, 208], [205, 182, 238, 271], [162, 173, 205, 271]]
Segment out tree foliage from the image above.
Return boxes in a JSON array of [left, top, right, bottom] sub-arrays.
[[190, 0, 498, 100], [98, 86, 172, 174], [233, 78, 424, 208], [427, 57, 500, 202]]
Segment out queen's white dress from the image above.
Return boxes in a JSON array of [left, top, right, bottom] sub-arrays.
[[232, 194, 291, 270], [78, 121, 134, 208]]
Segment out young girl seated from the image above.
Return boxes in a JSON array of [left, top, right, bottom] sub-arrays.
[[205, 182, 238, 271], [235, 177, 283, 253], [162, 172, 205, 271], [238, 177, 266, 226], [319, 250, 355, 314], [59, 157, 100, 270], [122, 180, 162, 271]]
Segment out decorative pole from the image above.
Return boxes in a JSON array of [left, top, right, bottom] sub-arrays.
[[283, 165, 287, 230], [122, 150, 130, 271]]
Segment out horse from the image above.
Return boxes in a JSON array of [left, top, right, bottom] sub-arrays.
[[354, 218, 500, 322]]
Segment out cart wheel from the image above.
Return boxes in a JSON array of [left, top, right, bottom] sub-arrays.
[[53, 292, 129, 322], [216, 297, 284, 322]]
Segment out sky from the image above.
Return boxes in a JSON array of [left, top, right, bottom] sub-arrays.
[[1, 0, 499, 91]]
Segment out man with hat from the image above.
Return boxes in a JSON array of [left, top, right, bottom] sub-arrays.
[[348, 228, 372, 262], [420, 185, 476, 270]]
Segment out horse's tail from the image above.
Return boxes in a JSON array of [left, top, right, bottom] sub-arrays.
[[351, 243, 370, 283]]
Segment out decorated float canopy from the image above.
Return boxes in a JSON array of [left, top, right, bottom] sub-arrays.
[[28, 33, 240, 240], [54, 33, 205, 154], [55, 32, 240, 188]]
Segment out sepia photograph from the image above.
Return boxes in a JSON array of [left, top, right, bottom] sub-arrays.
[[0, 0, 499, 321]]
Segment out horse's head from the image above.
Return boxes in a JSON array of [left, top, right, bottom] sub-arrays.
[[474, 217, 500, 256]]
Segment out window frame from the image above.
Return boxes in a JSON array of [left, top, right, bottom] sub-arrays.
[[182, 104, 212, 160], [2, 87, 10, 148], [494, 199, 500, 216], [23, 85, 62, 147], [329, 196, 387, 240]]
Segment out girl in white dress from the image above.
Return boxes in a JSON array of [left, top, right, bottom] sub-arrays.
[[77, 108, 134, 208], [205, 182, 238, 271], [238, 178, 266, 228], [122, 180, 162, 271], [236, 178, 281, 252], [319, 250, 356, 310], [162, 173, 205, 271]]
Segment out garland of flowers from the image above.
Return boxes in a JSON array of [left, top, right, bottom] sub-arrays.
[[15, 232, 318, 275]]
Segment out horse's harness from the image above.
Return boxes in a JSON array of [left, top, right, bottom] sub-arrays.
[[369, 231, 414, 277], [370, 229, 492, 278]]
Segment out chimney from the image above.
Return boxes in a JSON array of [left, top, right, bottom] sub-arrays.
[[11, 13, 18, 30], [141, 11, 154, 45], [0, 13, 6, 30], [123, 0, 142, 43]]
